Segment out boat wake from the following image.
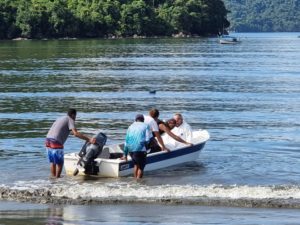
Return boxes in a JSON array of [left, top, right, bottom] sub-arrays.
[[1, 180, 300, 208]]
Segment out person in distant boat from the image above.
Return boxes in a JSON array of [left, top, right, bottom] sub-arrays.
[[158, 118, 192, 146], [172, 113, 193, 143], [144, 108, 170, 153], [122, 114, 151, 179], [45, 108, 96, 178]]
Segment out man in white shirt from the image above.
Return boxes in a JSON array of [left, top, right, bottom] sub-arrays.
[[144, 108, 169, 153], [172, 113, 193, 144]]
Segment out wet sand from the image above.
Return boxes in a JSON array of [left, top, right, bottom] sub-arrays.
[[1, 200, 300, 225]]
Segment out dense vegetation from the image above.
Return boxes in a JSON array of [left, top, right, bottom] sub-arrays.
[[0, 0, 229, 39], [223, 0, 300, 32]]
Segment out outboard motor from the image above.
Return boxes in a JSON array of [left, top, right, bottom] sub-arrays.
[[73, 132, 107, 176]]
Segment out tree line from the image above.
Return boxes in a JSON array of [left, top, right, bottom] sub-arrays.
[[0, 0, 229, 39], [223, 0, 300, 32]]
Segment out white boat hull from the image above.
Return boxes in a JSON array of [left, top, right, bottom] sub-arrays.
[[65, 130, 209, 178], [219, 35, 239, 44]]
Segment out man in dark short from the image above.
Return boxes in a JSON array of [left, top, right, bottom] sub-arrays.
[[122, 114, 151, 179], [45, 108, 96, 178], [130, 151, 147, 177]]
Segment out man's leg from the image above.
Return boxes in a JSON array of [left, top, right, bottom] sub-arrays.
[[133, 165, 138, 178], [56, 163, 63, 178], [50, 163, 56, 177], [137, 151, 146, 179], [54, 149, 64, 178], [136, 166, 143, 179]]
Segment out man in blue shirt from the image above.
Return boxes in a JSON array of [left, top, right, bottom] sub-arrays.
[[123, 114, 150, 179]]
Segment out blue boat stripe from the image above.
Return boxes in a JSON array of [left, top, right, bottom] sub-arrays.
[[119, 142, 206, 171]]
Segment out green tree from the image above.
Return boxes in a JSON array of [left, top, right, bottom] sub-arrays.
[[0, 0, 19, 39], [93, 0, 121, 36], [47, 0, 79, 37], [15, 0, 51, 38], [223, 0, 300, 32], [157, 0, 229, 35], [119, 0, 156, 36], [0, 0, 233, 39]]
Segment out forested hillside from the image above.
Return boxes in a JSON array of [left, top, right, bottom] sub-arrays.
[[0, 0, 229, 39], [223, 0, 300, 32]]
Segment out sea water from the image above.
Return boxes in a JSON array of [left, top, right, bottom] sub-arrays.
[[1, 32, 300, 224]]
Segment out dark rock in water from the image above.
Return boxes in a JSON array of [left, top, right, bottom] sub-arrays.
[[149, 90, 156, 94]]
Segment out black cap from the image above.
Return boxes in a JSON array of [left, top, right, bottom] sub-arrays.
[[135, 114, 144, 122]]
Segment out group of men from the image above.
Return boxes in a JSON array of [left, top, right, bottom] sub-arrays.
[[45, 108, 192, 179], [123, 109, 193, 179]]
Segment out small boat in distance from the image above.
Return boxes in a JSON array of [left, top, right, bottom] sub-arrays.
[[219, 35, 239, 44], [64, 129, 210, 178]]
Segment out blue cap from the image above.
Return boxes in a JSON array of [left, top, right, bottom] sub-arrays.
[[135, 114, 144, 122]]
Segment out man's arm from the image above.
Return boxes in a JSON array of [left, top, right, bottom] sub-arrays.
[[122, 130, 130, 161], [160, 124, 192, 145], [71, 128, 96, 144]]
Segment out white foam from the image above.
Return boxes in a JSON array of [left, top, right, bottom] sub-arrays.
[[11, 180, 53, 190], [51, 183, 300, 200], [3, 181, 300, 201]]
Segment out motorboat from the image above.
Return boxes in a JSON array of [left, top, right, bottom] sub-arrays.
[[219, 35, 239, 44], [64, 129, 210, 178]]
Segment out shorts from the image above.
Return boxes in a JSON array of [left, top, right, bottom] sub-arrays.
[[129, 151, 147, 170], [146, 137, 162, 154], [46, 148, 64, 165]]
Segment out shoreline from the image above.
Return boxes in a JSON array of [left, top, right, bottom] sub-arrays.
[[3, 31, 299, 41], [1, 187, 300, 209], [5, 33, 215, 41]]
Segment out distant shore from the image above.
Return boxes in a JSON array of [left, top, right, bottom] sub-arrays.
[[7, 33, 216, 41]]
